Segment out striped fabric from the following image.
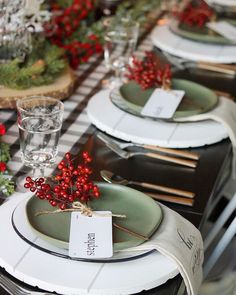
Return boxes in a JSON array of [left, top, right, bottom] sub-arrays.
[[0, 28, 155, 180]]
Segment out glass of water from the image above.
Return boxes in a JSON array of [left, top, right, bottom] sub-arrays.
[[16, 96, 64, 179], [103, 18, 139, 88]]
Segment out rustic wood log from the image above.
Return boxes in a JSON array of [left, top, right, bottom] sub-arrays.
[[0, 68, 76, 109]]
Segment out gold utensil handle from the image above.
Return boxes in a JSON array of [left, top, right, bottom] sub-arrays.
[[143, 145, 199, 160], [197, 62, 236, 76], [148, 193, 194, 207], [145, 152, 197, 168], [131, 181, 195, 198]]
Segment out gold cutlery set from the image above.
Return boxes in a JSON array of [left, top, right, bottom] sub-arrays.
[[97, 132, 198, 206], [97, 132, 199, 168]]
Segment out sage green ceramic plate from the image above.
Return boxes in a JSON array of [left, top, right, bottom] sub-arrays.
[[26, 182, 162, 251], [169, 18, 236, 45], [110, 79, 218, 120]]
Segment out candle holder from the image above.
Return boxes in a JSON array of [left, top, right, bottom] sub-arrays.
[[0, 0, 31, 63]]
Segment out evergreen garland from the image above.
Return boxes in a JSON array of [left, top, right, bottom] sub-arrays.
[[0, 38, 67, 90], [115, 0, 162, 23], [0, 0, 161, 90]]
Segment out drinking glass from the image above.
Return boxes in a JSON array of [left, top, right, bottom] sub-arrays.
[[16, 96, 64, 180], [103, 18, 139, 88]]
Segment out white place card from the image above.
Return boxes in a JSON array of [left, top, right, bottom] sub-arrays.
[[69, 211, 113, 259], [141, 89, 185, 119], [207, 21, 236, 42]]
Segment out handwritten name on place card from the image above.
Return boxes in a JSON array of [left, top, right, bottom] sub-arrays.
[[141, 88, 185, 119], [69, 211, 113, 259]]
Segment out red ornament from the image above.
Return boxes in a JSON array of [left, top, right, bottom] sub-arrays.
[[0, 124, 6, 136], [126, 51, 172, 90], [0, 162, 7, 172], [24, 151, 100, 210]]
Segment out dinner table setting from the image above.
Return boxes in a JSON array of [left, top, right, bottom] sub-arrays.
[[0, 0, 236, 294]]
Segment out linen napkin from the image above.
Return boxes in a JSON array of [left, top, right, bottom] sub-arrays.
[[120, 204, 204, 295], [175, 96, 236, 178]]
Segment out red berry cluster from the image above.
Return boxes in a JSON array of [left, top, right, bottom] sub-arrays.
[[174, 0, 214, 28], [126, 52, 172, 90], [24, 151, 100, 210], [0, 162, 7, 172], [44, 0, 103, 69], [0, 123, 6, 136]]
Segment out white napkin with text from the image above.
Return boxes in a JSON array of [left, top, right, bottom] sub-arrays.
[[121, 204, 204, 295]]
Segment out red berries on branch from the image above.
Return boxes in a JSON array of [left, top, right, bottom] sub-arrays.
[[126, 51, 172, 90], [24, 151, 100, 210], [0, 124, 6, 136], [174, 0, 215, 28], [44, 0, 103, 69], [0, 162, 7, 172]]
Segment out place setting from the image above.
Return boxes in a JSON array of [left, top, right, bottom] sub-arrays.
[[169, 0, 236, 45], [87, 48, 229, 148], [87, 13, 236, 154], [151, 0, 236, 64], [0, 145, 204, 295]]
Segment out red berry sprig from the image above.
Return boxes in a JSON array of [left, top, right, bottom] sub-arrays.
[[24, 151, 100, 210], [44, 0, 103, 69], [126, 51, 172, 90], [174, 0, 215, 28]]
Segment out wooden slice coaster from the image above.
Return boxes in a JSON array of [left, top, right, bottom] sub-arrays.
[[0, 68, 76, 109]]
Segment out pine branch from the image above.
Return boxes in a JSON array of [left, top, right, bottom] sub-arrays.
[[0, 39, 67, 90], [0, 143, 10, 163]]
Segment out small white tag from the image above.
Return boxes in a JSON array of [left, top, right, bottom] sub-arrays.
[[141, 89, 185, 119], [69, 211, 113, 259], [207, 21, 236, 42]]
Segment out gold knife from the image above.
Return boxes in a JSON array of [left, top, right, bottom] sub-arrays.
[[197, 61, 236, 76], [148, 193, 194, 206]]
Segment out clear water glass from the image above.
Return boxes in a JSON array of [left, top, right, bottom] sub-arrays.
[[104, 18, 139, 87], [16, 96, 64, 170]]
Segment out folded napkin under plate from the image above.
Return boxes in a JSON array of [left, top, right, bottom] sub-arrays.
[[120, 204, 204, 295], [175, 96, 236, 146], [175, 96, 236, 177]]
